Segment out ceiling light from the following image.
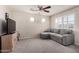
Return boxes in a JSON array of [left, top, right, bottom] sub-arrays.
[[42, 18, 46, 23], [30, 17, 34, 22]]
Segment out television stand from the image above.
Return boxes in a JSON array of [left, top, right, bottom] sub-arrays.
[[0, 32, 17, 53]]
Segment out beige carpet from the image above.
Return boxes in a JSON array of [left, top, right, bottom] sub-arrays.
[[12, 39, 79, 53]]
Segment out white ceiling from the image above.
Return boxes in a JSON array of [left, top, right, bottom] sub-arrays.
[[7, 5, 77, 16]]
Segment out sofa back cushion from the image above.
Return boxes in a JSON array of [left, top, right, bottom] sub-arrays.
[[59, 29, 72, 35], [50, 29, 54, 32], [44, 29, 51, 32], [51, 29, 59, 33]]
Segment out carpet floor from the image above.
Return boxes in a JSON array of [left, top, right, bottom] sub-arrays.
[[12, 39, 79, 53]]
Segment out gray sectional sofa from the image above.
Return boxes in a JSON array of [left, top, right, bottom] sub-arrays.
[[40, 29, 74, 46]]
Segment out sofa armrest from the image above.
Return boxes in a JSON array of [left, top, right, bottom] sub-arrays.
[[62, 34, 74, 45]]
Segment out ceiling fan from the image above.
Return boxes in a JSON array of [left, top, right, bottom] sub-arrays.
[[30, 5, 51, 13]]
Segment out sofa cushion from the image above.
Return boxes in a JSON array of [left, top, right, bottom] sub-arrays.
[[51, 29, 59, 33], [59, 29, 72, 35], [40, 32, 51, 39], [50, 29, 54, 33], [41, 32, 51, 35], [50, 33, 63, 38], [44, 29, 51, 32]]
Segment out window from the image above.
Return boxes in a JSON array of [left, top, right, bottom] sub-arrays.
[[56, 14, 75, 29]]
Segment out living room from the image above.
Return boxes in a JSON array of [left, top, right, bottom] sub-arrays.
[[0, 5, 79, 53]]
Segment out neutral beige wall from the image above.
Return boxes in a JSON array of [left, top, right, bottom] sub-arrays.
[[50, 6, 79, 45], [0, 5, 50, 39], [0, 6, 7, 20], [11, 11, 49, 39], [50, 15, 56, 28]]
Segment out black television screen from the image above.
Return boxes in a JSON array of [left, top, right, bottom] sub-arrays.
[[6, 18, 16, 34], [0, 19, 6, 35], [2, 20, 7, 35]]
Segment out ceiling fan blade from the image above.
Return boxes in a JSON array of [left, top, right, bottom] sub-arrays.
[[43, 6, 51, 9], [43, 9, 49, 13]]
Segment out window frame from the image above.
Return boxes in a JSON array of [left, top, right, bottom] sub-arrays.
[[55, 14, 75, 29]]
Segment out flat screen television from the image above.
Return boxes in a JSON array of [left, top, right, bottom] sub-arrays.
[[6, 18, 16, 34]]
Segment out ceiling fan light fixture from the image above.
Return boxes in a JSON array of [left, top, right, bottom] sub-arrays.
[[30, 5, 51, 13]]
